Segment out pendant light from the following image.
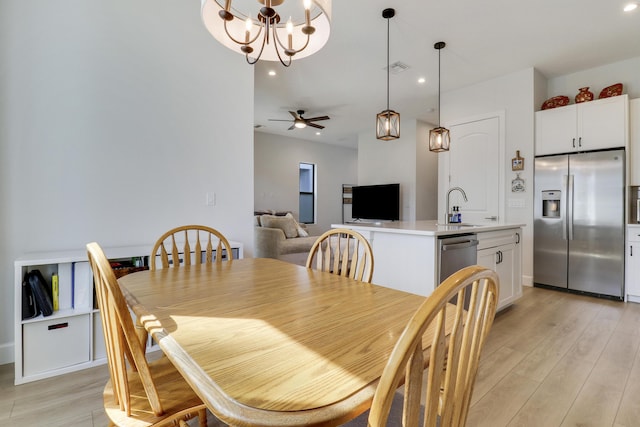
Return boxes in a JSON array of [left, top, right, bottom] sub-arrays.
[[429, 41, 450, 152], [376, 8, 400, 141]]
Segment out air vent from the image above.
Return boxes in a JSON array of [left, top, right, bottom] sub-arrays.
[[387, 61, 410, 74]]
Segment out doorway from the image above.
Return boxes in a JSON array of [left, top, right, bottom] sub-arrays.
[[438, 112, 505, 224]]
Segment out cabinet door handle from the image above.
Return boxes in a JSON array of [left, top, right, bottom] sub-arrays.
[[572, 138, 576, 148], [496, 250, 503, 264], [515, 232, 520, 244], [48, 322, 69, 330], [578, 137, 582, 147]]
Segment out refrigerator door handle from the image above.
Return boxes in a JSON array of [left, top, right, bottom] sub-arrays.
[[568, 174, 574, 241], [562, 175, 568, 241]]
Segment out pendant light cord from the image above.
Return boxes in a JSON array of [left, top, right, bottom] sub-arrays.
[[386, 16, 390, 111], [437, 46, 441, 127]]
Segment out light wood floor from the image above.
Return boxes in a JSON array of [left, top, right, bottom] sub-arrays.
[[2, 286, 640, 427]]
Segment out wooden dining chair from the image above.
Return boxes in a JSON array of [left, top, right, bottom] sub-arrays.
[[138, 225, 234, 350], [150, 224, 233, 270], [87, 242, 208, 427], [367, 265, 499, 427], [305, 228, 374, 283]]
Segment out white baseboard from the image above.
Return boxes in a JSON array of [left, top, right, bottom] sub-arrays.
[[0, 342, 14, 365], [522, 275, 533, 287]]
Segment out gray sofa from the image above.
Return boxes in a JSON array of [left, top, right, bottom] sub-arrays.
[[254, 213, 319, 265]]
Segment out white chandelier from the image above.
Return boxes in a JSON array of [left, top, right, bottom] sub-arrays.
[[201, 0, 332, 67]]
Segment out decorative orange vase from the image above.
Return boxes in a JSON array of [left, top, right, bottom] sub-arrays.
[[575, 87, 594, 103]]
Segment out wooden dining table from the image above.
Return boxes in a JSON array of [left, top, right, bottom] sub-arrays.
[[118, 257, 451, 427]]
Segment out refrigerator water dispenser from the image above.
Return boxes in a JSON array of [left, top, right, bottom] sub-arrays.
[[541, 190, 561, 218]]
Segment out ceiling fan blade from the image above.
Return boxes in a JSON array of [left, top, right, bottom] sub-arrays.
[[307, 122, 325, 129], [288, 124, 296, 130], [289, 111, 301, 119], [305, 116, 330, 122]]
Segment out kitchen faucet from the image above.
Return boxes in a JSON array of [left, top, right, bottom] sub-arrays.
[[445, 187, 468, 224]]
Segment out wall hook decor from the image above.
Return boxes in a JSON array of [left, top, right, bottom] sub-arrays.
[[512, 150, 524, 171]]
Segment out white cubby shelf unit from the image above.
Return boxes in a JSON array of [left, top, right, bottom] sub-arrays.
[[14, 242, 243, 385]]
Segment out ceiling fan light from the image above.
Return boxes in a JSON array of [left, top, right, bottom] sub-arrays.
[[429, 127, 450, 152], [295, 121, 307, 129], [376, 110, 400, 140]]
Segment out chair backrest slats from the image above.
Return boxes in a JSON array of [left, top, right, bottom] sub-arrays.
[[368, 265, 499, 427], [182, 231, 192, 265], [150, 225, 233, 269], [194, 232, 202, 265], [306, 229, 374, 283]]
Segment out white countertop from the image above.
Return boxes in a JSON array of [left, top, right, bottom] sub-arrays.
[[332, 220, 524, 237]]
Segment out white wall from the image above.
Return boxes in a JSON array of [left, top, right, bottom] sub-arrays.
[[357, 118, 439, 221], [440, 68, 537, 285], [547, 56, 640, 100], [0, 0, 254, 364], [254, 132, 357, 234]]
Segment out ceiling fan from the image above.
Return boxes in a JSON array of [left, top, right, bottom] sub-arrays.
[[269, 110, 330, 130]]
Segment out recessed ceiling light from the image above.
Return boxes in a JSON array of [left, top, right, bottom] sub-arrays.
[[418, 77, 426, 84], [624, 2, 637, 11], [315, 131, 321, 135], [268, 70, 276, 76]]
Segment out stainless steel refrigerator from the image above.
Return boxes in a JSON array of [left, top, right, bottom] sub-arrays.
[[534, 149, 625, 299]]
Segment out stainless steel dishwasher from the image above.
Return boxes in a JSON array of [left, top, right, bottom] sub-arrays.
[[438, 234, 479, 284]]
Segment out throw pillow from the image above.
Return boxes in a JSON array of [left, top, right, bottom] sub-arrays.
[[261, 215, 298, 238], [285, 213, 309, 237]]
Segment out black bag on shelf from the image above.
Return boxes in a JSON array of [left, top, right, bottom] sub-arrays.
[[21, 278, 37, 320], [26, 269, 54, 317]]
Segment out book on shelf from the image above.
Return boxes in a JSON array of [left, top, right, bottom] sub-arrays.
[[72, 262, 93, 310], [57, 263, 73, 311], [51, 273, 59, 311]]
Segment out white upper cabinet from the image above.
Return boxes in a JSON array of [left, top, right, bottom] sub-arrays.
[[630, 98, 640, 185], [535, 94, 628, 156]]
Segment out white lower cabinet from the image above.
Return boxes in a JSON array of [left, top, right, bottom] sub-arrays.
[[477, 228, 522, 311], [626, 226, 640, 302], [22, 314, 91, 377]]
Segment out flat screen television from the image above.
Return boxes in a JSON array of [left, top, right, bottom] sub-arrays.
[[351, 183, 400, 221]]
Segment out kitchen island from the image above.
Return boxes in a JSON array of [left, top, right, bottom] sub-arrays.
[[332, 220, 524, 310]]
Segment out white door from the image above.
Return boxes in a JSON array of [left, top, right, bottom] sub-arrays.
[[446, 116, 502, 224]]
